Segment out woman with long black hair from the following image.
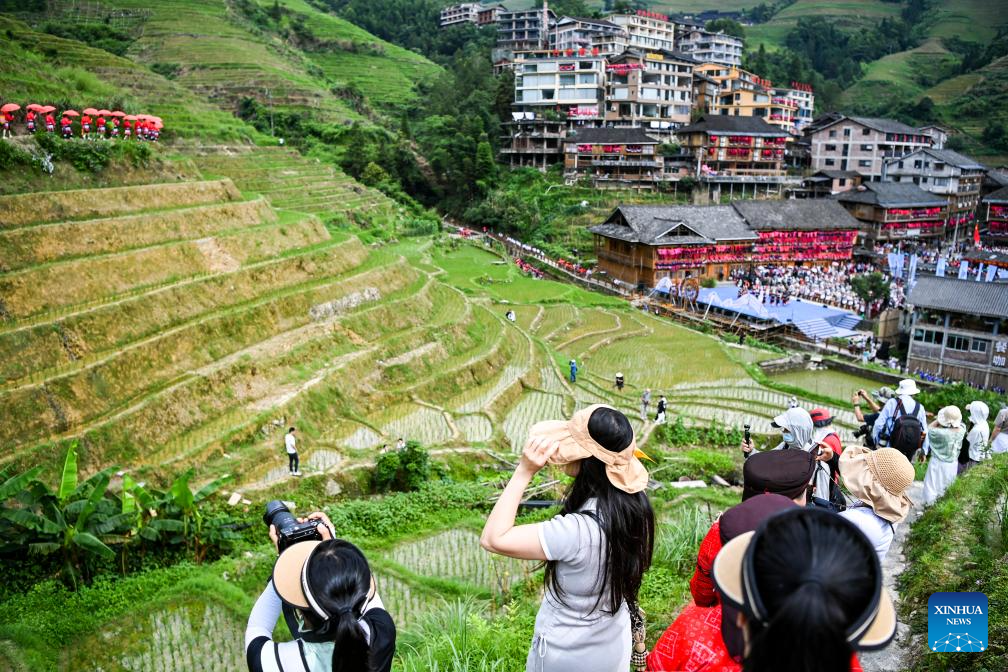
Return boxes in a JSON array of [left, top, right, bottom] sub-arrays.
[[481, 404, 655, 672], [245, 511, 396, 672]]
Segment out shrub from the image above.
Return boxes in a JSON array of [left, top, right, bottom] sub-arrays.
[[0, 140, 32, 170], [372, 441, 437, 492], [34, 133, 152, 173]]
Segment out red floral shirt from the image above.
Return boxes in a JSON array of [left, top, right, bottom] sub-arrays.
[[689, 520, 722, 607]]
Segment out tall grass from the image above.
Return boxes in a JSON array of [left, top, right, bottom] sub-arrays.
[[653, 506, 711, 576]]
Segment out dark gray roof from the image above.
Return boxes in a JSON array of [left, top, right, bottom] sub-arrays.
[[964, 247, 1008, 265], [590, 205, 757, 245], [731, 199, 861, 231], [567, 127, 658, 144], [896, 147, 986, 170], [836, 182, 947, 208], [556, 16, 619, 28], [816, 170, 862, 179], [610, 48, 697, 64], [848, 116, 924, 136], [985, 185, 1008, 203], [907, 276, 1008, 319], [677, 115, 788, 136], [985, 171, 1008, 188]]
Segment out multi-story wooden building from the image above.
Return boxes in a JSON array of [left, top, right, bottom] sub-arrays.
[[906, 276, 1008, 389], [603, 49, 694, 129], [804, 114, 934, 179], [563, 127, 662, 188], [836, 181, 948, 243], [589, 200, 859, 286], [984, 185, 1008, 240], [884, 148, 986, 226], [676, 115, 790, 180]]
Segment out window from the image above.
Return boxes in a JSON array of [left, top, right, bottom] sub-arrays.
[[863, 128, 871, 135], [898, 161, 904, 168], [825, 159, 836, 166], [913, 329, 944, 345], [860, 144, 873, 151], [972, 339, 990, 353], [839, 178, 847, 186], [559, 74, 575, 86], [829, 130, 837, 138], [858, 160, 871, 167], [844, 128, 851, 137], [825, 143, 837, 151], [946, 335, 970, 351]]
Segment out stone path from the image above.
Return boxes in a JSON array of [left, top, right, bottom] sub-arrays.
[[859, 480, 925, 672]]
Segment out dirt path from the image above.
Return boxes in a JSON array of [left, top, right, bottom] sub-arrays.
[[859, 480, 925, 672]]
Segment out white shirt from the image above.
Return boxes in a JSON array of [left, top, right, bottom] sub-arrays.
[[839, 505, 894, 564], [967, 423, 991, 462], [285, 433, 297, 454]]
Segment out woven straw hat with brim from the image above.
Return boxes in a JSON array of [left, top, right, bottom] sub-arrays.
[[936, 405, 962, 428], [712, 508, 897, 652], [529, 404, 650, 494], [839, 446, 915, 523]]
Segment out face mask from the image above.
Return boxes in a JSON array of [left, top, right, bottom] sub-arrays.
[[781, 431, 795, 444]]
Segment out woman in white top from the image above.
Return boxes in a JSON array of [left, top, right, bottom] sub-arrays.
[[838, 446, 915, 563], [480, 405, 654, 672], [991, 405, 1008, 454]]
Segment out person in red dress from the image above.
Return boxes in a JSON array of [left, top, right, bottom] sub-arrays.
[[25, 109, 36, 134], [81, 113, 92, 139], [61, 115, 72, 139], [45, 113, 55, 133], [1, 110, 13, 138], [96, 114, 107, 139], [122, 118, 132, 139], [109, 116, 119, 139]]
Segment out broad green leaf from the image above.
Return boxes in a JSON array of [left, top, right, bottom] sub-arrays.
[[170, 469, 195, 511], [28, 542, 60, 555], [72, 531, 115, 559], [131, 482, 156, 510], [95, 513, 133, 535], [194, 474, 231, 503], [58, 445, 78, 503], [150, 518, 185, 532], [121, 475, 136, 515], [0, 467, 43, 501], [0, 508, 62, 534], [75, 474, 110, 529]]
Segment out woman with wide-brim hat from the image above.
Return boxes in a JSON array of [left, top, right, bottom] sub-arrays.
[[481, 404, 654, 672], [838, 445, 915, 563], [922, 406, 966, 505], [713, 507, 896, 672]]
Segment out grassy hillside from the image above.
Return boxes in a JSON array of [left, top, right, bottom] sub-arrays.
[[745, 0, 902, 52]]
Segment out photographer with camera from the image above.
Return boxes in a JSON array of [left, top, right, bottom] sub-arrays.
[[851, 388, 889, 448], [245, 502, 395, 672]]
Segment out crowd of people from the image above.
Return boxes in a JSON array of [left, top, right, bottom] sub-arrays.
[[1, 102, 163, 142], [730, 262, 882, 315], [252, 380, 1005, 672]]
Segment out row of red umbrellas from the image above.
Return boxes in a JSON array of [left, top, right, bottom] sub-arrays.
[[2, 103, 163, 128]]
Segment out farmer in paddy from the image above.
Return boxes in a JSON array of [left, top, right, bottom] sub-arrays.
[[614, 372, 624, 392], [569, 359, 578, 383]]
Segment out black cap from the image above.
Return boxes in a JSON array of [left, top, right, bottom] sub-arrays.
[[742, 450, 815, 501]]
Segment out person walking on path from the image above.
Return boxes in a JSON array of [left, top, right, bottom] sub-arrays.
[[922, 406, 966, 505], [838, 446, 915, 562], [959, 400, 990, 474], [872, 379, 928, 458], [25, 109, 36, 134], [1, 109, 13, 138], [81, 113, 91, 140], [480, 404, 654, 672], [640, 389, 651, 420], [45, 112, 55, 134], [655, 395, 667, 424], [285, 427, 301, 476], [569, 359, 578, 383]]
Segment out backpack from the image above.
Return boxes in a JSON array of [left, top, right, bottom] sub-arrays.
[[884, 399, 924, 460]]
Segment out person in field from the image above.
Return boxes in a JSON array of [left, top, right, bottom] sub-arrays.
[[81, 113, 92, 139]]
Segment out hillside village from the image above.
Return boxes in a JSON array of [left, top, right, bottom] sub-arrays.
[[0, 1, 1007, 671]]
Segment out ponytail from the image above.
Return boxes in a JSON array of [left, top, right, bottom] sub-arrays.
[[330, 610, 371, 672], [743, 582, 852, 672]]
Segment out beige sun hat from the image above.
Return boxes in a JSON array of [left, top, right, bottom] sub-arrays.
[[712, 509, 897, 652], [839, 445, 915, 523], [936, 405, 962, 428], [529, 404, 649, 494], [273, 540, 322, 613]]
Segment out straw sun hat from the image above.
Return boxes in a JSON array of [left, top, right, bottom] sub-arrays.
[[839, 446, 915, 523], [529, 404, 650, 494]]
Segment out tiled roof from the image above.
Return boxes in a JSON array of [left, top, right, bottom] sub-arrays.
[[985, 185, 1008, 203], [836, 182, 947, 208], [568, 127, 659, 144], [590, 205, 756, 244], [907, 276, 1008, 319], [732, 199, 861, 231], [897, 148, 986, 170], [816, 170, 862, 179], [848, 116, 924, 136], [964, 247, 1008, 265], [677, 115, 788, 136], [985, 171, 1008, 188]]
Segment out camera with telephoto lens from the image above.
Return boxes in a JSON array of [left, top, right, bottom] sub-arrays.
[[263, 500, 324, 552]]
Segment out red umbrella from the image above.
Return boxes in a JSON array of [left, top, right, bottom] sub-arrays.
[[63, 110, 80, 117], [125, 115, 138, 121], [82, 107, 99, 115], [110, 110, 126, 117], [26, 103, 43, 112], [40, 105, 56, 113], [1, 103, 21, 113], [97, 109, 112, 116], [153, 121, 164, 129]]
